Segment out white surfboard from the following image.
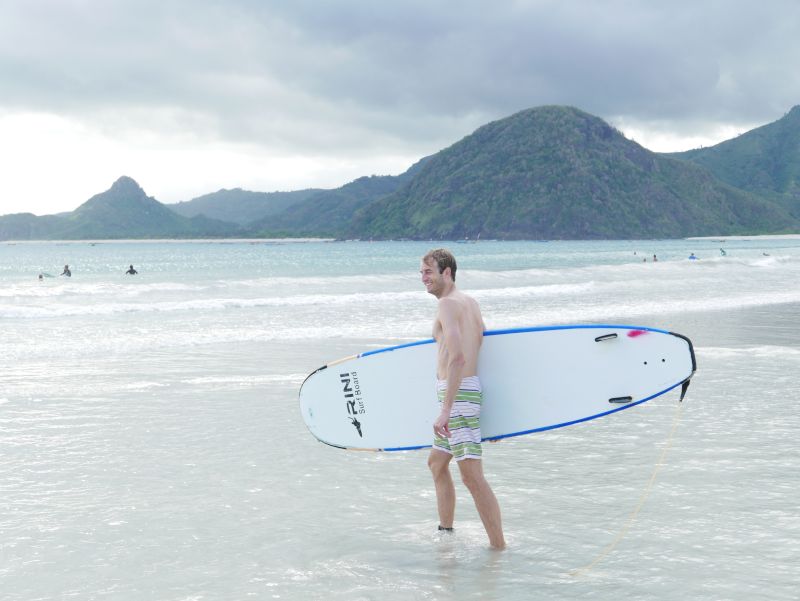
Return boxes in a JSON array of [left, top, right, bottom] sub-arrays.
[[299, 324, 696, 451]]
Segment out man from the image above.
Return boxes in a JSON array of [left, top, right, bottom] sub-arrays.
[[420, 248, 506, 550], [125, 264, 138, 275]]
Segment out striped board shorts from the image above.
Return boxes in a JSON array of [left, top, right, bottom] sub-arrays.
[[433, 375, 483, 461]]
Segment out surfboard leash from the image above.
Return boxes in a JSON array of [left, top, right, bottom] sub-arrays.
[[569, 399, 684, 578]]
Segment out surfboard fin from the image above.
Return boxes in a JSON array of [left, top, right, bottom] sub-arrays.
[[678, 378, 691, 402]]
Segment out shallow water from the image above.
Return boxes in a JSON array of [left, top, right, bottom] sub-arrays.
[[2, 238, 799, 600]]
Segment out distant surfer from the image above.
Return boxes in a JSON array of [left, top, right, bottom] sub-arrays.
[[688, 253, 698, 260], [420, 248, 505, 550], [720, 248, 727, 256], [125, 264, 138, 275], [60, 265, 72, 277], [653, 254, 658, 262]]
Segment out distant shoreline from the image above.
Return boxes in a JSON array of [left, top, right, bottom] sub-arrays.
[[687, 234, 800, 241], [5, 233, 800, 245], [2, 238, 336, 245]]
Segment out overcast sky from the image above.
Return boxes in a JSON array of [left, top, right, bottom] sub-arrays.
[[1, 0, 798, 215]]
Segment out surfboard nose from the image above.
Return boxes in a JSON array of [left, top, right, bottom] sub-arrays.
[[668, 331, 697, 402]]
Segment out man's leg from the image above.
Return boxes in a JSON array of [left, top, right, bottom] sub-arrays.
[[428, 449, 455, 529], [457, 458, 506, 549]]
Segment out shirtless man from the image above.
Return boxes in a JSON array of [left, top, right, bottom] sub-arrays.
[[420, 248, 506, 550]]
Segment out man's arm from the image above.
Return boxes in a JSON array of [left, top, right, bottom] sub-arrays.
[[433, 298, 465, 438]]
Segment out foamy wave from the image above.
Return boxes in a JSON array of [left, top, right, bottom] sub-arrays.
[[473, 281, 596, 299], [0, 281, 206, 299], [0, 290, 426, 318], [233, 273, 416, 289], [0, 280, 599, 319], [3, 252, 792, 304], [182, 374, 306, 385], [119, 382, 169, 391], [487, 289, 800, 330], [4, 279, 800, 321], [467, 252, 794, 282], [696, 345, 800, 359], [748, 255, 792, 267]]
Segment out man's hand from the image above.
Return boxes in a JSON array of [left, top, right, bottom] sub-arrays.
[[433, 411, 450, 439]]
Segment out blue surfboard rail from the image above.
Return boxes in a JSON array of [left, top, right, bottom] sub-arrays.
[[358, 323, 674, 359], [380, 379, 687, 451]]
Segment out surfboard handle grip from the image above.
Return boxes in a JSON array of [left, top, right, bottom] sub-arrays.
[[608, 396, 633, 404], [595, 333, 618, 342]]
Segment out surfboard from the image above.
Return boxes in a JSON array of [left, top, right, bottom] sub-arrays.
[[299, 324, 696, 451]]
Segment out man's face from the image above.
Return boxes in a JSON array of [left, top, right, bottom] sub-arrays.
[[420, 259, 443, 296]]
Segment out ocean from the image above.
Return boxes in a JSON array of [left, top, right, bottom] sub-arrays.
[[2, 237, 798, 600]]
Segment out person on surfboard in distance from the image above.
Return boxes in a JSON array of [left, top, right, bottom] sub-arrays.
[[420, 248, 506, 550]]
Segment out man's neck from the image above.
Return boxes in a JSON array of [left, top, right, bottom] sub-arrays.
[[436, 282, 456, 299]]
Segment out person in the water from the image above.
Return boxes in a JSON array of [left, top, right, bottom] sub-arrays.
[[125, 265, 138, 275], [421, 248, 505, 550], [60, 265, 72, 277]]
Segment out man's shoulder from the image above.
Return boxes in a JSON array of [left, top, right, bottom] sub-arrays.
[[438, 290, 479, 315], [437, 292, 467, 308]]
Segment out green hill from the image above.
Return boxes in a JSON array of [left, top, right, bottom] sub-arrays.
[[250, 161, 428, 237], [0, 177, 240, 240], [349, 106, 795, 240], [0, 213, 65, 240], [169, 187, 322, 226], [667, 106, 800, 217], [3, 105, 799, 241]]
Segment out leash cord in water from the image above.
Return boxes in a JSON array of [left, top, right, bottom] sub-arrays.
[[570, 400, 684, 578]]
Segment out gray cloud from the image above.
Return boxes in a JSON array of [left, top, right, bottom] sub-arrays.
[[1, 0, 799, 161]]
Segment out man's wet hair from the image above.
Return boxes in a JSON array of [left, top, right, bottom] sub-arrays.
[[423, 248, 457, 281]]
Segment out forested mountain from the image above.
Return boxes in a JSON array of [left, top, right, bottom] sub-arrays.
[[345, 106, 794, 240], [248, 158, 430, 237], [667, 105, 800, 218], [169, 188, 322, 226], [0, 177, 239, 240], [2, 106, 798, 241]]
